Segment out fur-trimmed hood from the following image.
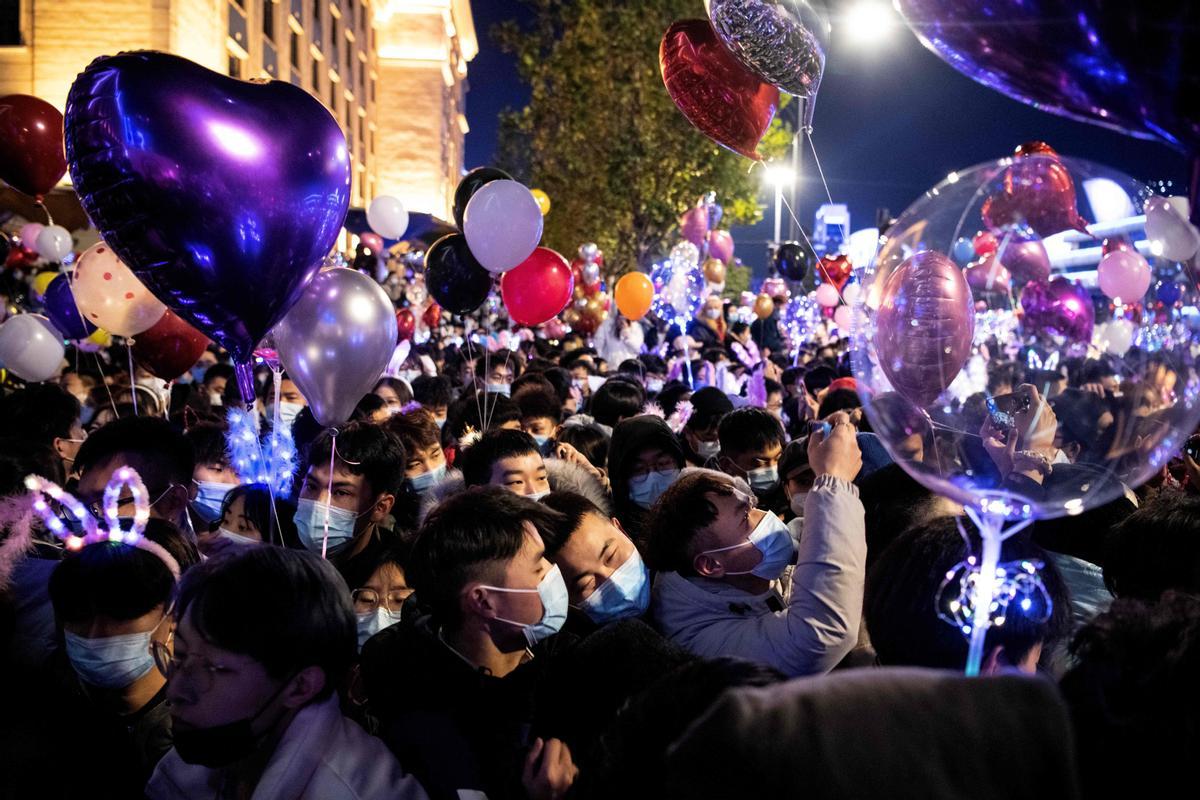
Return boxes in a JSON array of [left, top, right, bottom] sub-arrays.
[[417, 458, 612, 525]]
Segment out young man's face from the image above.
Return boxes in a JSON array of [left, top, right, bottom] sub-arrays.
[[522, 416, 557, 440], [405, 442, 446, 479], [265, 378, 306, 407], [62, 605, 172, 690], [692, 484, 767, 577], [301, 462, 378, 520], [425, 404, 449, 428], [629, 446, 679, 480], [765, 392, 784, 420], [489, 452, 550, 497], [77, 455, 190, 530], [553, 513, 636, 605], [483, 365, 515, 388], [474, 527, 554, 650], [723, 441, 783, 478]]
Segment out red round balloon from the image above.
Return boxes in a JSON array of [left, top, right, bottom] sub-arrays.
[[422, 302, 441, 329], [818, 254, 852, 290], [502, 247, 575, 326], [396, 308, 416, 342], [131, 309, 210, 381], [972, 230, 998, 257], [659, 19, 780, 161], [0, 94, 67, 199]]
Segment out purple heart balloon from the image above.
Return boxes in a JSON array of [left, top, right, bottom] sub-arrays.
[[1020, 277, 1094, 343], [64, 52, 350, 371], [896, 2, 1200, 154]]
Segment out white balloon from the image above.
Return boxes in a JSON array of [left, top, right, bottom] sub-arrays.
[[1144, 196, 1200, 262], [35, 225, 73, 262], [833, 304, 853, 331], [0, 314, 64, 382], [815, 283, 840, 307], [1094, 318, 1135, 356], [367, 195, 409, 239], [73, 243, 166, 337], [463, 180, 543, 274], [841, 282, 862, 306]]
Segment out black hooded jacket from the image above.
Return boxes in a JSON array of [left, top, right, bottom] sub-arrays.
[[607, 415, 686, 545]]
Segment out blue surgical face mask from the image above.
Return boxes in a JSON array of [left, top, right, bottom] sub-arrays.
[[295, 498, 364, 557], [408, 464, 446, 494], [702, 509, 795, 580], [434, 417, 447, 430], [578, 547, 650, 624], [747, 465, 779, 494], [356, 607, 404, 650], [532, 434, 549, 448], [629, 469, 679, 509], [191, 480, 236, 525], [189, 365, 208, 384], [278, 401, 304, 429], [695, 439, 720, 460], [218, 527, 259, 547], [483, 564, 569, 647], [526, 489, 550, 502], [486, 383, 511, 397], [64, 628, 158, 689]]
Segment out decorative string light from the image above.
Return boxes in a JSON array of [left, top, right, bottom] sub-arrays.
[[226, 407, 297, 496]]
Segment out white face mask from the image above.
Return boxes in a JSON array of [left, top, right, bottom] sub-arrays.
[[278, 401, 304, 428], [789, 491, 809, 518], [218, 527, 260, 547], [695, 439, 720, 460], [705, 308, 721, 320]]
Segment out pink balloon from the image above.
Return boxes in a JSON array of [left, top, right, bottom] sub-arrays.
[[997, 232, 1051, 285], [680, 206, 709, 247], [874, 251, 975, 407], [833, 304, 853, 330], [359, 232, 384, 253], [815, 283, 840, 307], [19, 222, 43, 247], [501, 247, 575, 326], [708, 229, 735, 262], [1020, 277, 1094, 343], [964, 253, 1011, 295], [1097, 249, 1151, 302]]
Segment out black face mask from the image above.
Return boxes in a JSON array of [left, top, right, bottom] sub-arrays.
[[172, 676, 293, 768]]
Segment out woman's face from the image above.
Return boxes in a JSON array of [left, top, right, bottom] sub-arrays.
[[218, 494, 263, 542], [375, 385, 402, 412]]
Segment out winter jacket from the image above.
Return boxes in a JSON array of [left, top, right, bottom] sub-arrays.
[[417, 458, 611, 525], [650, 475, 866, 677], [146, 695, 428, 800]]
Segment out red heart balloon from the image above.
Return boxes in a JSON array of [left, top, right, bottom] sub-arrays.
[[818, 254, 853, 290], [660, 19, 780, 161], [0, 94, 67, 199], [981, 143, 1088, 238], [396, 308, 416, 342], [131, 309, 210, 381]]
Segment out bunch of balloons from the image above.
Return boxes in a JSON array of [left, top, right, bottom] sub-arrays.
[[660, 1, 828, 159], [563, 243, 611, 334], [650, 241, 705, 326]]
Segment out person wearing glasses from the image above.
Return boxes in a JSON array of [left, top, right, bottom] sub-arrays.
[[46, 522, 199, 797], [146, 547, 428, 800], [342, 541, 415, 651]]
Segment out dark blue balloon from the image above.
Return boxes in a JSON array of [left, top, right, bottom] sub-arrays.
[[64, 51, 351, 364], [42, 273, 96, 340], [952, 237, 975, 264], [1157, 280, 1183, 306], [425, 233, 494, 315]]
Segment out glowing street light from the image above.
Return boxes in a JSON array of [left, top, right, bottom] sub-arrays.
[[842, 2, 898, 46], [764, 163, 795, 245]]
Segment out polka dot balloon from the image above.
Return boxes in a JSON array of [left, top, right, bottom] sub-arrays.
[[72, 242, 166, 337]]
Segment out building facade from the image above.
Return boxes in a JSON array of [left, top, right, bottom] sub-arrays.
[[0, 0, 474, 220]]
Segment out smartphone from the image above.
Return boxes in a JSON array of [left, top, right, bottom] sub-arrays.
[[1185, 435, 1200, 463], [985, 392, 1030, 432]]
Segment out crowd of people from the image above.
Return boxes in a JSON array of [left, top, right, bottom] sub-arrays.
[[1, 293, 1199, 799]]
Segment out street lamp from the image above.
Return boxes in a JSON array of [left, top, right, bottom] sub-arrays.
[[765, 164, 794, 247], [842, 2, 898, 46]]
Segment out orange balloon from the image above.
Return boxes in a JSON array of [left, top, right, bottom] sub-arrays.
[[753, 292, 774, 320], [614, 272, 654, 320], [703, 258, 726, 285]]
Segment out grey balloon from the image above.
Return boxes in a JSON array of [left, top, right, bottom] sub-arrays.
[[274, 267, 398, 428]]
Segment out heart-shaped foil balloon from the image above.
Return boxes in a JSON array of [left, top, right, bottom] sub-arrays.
[[980, 143, 1089, 238], [64, 51, 350, 365], [818, 253, 853, 289]]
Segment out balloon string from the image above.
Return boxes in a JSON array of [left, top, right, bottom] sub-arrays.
[[804, 129, 850, 247], [36, 200, 54, 227], [126, 342, 138, 415], [266, 369, 284, 546], [93, 351, 119, 418], [321, 430, 337, 559]]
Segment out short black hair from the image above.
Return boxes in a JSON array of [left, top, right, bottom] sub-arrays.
[[409, 486, 564, 627], [0, 383, 80, 446], [817, 388, 861, 419], [458, 428, 541, 488], [1104, 493, 1200, 600], [0, 438, 64, 487], [411, 375, 452, 408], [638, 354, 667, 376], [858, 463, 948, 567], [175, 547, 354, 699], [865, 517, 1069, 671], [447, 390, 521, 441], [201, 363, 235, 386], [49, 522, 196, 624], [221, 483, 298, 547], [75, 416, 194, 489], [590, 379, 646, 428], [517, 389, 563, 425], [541, 490, 608, 558], [340, 538, 413, 594], [555, 424, 609, 469], [474, 349, 523, 381], [352, 392, 388, 421], [717, 408, 785, 458], [541, 367, 574, 405], [184, 422, 229, 470], [306, 421, 407, 498], [645, 471, 737, 574], [764, 378, 783, 397], [384, 408, 442, 455], [802, 365, 836, 396]]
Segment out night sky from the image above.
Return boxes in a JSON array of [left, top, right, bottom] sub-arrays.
[[464, 2, 1189, 277]]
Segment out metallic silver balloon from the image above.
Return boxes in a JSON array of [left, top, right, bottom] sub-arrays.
[[708, 0, 828, 123], [274, 268, 398, 428]]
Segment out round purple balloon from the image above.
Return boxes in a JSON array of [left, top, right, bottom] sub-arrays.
[[64, 52, 351, 367], [42, 273, 96, 340], [996, 231, 1051, 285], [875, 250, 975, 407], [679, 206, 709, 248], [1020, 277, 1094, 343]]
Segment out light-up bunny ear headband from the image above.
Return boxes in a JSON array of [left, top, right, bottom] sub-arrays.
[[24, 466, 181, 579]]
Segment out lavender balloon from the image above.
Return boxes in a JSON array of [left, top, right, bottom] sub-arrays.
[[708, 0, 828, 125], [274, 268, 398, 428], [996, 230, 1051, 285], [64, 52, 350, 380], [1020, 277, 1094, 343], [875, 251, 975, 407]]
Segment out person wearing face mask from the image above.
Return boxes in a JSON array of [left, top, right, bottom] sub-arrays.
[[517, 388, 563, 454], [474, 350, 522, 398], [607, 415, 686, 543], [644, 415, 866, 677], [679, 386, 733, 467], [343, 543, 415, 652], [0, 382, 89, 478], [195, 483, 300, 557], [46, 524, 200, 797], [385, 408, 457, 531], [716, 408, 790, 518], [183, 423, 242, 535], [541, 491, 652, 632], [295, 422, 406, 584], [146, 547, 429, 800], [200, 363, 235, 409], [686, 296, 727, 351], [259, 372, 308, 432], [411, 375, 452, 433], [360, 488, 579, 800]]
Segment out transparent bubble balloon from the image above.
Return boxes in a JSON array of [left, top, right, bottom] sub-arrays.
[[851, 152, 1200, 522]]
